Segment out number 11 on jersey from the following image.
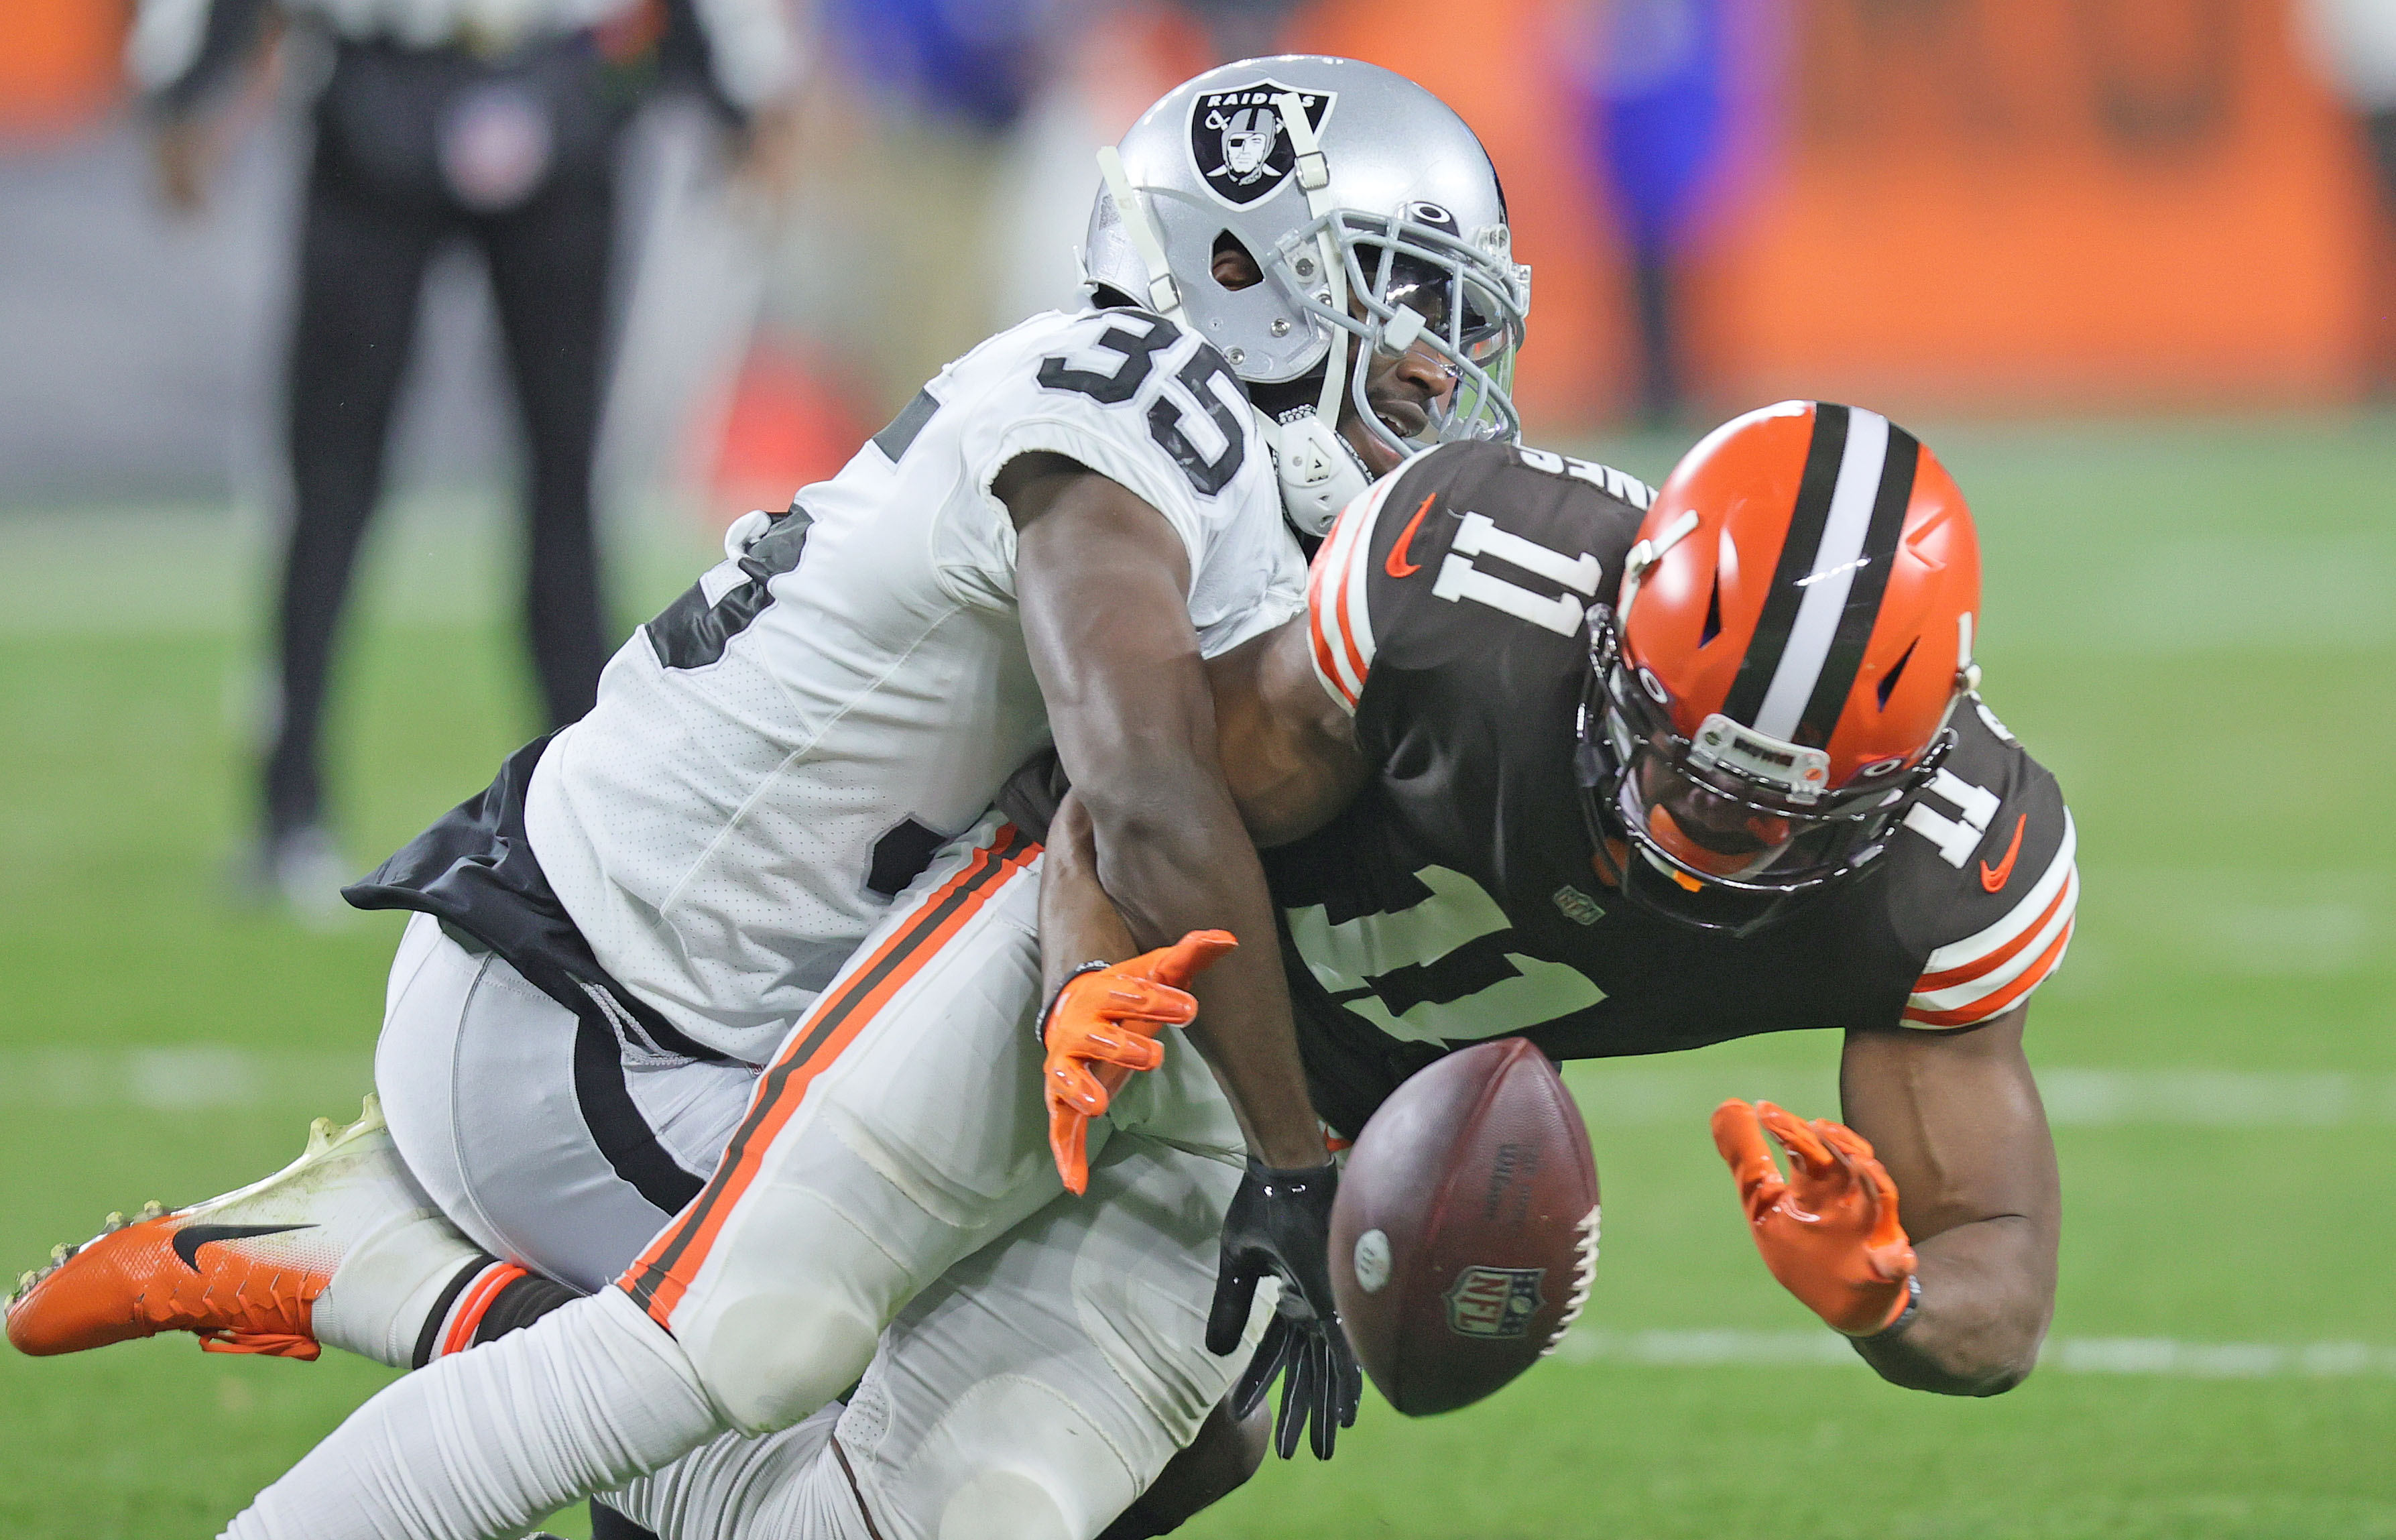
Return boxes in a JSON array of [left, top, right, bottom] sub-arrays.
[[1429, 512, 1601, 637]]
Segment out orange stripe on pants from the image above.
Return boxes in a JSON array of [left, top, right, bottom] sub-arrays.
[[619, 827, 1039, 1327]]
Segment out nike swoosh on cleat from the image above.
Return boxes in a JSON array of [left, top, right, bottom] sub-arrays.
[[1384, 493, 1437, 579], [1979, 814, 2027, 892], [172, 1224, 315, 1272]]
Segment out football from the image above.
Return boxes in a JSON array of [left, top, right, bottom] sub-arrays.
[[1329, 1037, 1600, 1417]]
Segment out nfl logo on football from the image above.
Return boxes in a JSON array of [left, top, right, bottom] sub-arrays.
[[1443, 1265, 1546, 1338]]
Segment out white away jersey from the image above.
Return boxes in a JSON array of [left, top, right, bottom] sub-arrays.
[[527, 306, 1301, 1060]]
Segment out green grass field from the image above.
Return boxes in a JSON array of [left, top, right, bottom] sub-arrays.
[[3, 414, 2393, 1537]]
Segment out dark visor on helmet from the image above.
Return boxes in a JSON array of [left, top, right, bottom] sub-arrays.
[[1574, 605, 1954, 932]]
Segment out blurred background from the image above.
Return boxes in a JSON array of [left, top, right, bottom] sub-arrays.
[[3, 1, 2394, 1535], [13, 0, 2393, 518]]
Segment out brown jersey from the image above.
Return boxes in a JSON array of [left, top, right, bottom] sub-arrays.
[[1268, 441, 2077, 1136]]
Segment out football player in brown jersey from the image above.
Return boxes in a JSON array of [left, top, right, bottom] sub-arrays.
[[1036, 402, 2069, 1533]]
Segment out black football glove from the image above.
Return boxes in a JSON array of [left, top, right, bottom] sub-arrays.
[[1205, 1159, 1362, 1460]]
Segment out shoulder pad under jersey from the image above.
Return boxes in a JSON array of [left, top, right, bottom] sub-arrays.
[[1306, 440, 1654, 714], [944, 306, 1270, 514], [935, 307, 1289, 642], [1878, 695, 2078, 1029]]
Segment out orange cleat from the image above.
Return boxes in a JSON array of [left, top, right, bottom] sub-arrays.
[[9, 1096, 412, 1361]]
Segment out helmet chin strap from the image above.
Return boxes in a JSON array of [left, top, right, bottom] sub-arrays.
[[1256, 91, 1372, 537], [1274, 93, 1347, 427], [1258, 406, 1371, 536], [1095, 146, 1179, 316]]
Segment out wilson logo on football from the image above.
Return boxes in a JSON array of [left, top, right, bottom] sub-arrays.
[[1443, 1265, 1546, 1338], [1187, 81, 1335, 208]]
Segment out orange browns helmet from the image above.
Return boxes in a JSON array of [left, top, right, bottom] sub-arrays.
[[1575, 402, 1982, 933]]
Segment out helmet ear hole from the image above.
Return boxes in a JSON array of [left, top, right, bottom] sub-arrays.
[[1699, 573, 1723, 647], [1211, 231, 1263, 291], [1876, 638, 1918, 709]]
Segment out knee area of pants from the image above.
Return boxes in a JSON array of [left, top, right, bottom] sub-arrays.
[[936, 1470, 1075, 1540], [690, 1292, 880, 1437]]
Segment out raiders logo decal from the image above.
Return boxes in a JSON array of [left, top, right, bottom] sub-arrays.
[[1188, 80, 1335, 209]]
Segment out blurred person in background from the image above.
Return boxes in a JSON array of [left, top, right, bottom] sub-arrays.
[[2303, 0, 2396, 392], [1568, 0, 1742, 426], [752, 0, 1307, 459], [1168, 0, 1303, 66], [126, 0, 802, 910], [774, 0, 1073, 419]]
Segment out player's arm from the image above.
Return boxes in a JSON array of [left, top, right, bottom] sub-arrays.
[[1026, 612, 1365, 1195], [1201, 618, 1370, 847], [1031, 786, 1235, 1193], [1032, 611, 1364, 1010], [1712, 1007, 2056, 1397], [1836, 1006, 2059, 1395], [1008, 454, 1364, 1459], [1026, 607, 1368, 1193], [135, 0, 279, 212], [1037, 789, 1138, 992], [999, 452, 1323, 1169]]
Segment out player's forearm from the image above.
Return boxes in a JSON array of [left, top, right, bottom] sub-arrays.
[[1079, 766, 1323, 1169], [1006, 461, 1324, 1167], [140, 0, 274, 120], [1835, 1015, 2059, 1394], [1849, 1214, 2053, 1395], [1038, 792, 1139, 994], [1202, 623, 1368, 848]]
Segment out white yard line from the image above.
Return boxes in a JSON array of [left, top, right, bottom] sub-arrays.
[[11, 1047, 2390, 1380], [0, 1047, 373, 1110], [1553, 1328, 2396, 1380], [0, 498, 716, 637], [7, 1049, 2395, 1128], [1563, 1064, 2396, 1128]]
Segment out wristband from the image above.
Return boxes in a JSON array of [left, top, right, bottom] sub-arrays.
[[1036, 961, 1114, 1046], [1858, 1273, 1922, 1342]]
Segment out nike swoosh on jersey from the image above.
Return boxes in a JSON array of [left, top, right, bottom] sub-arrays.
[[1384, 493, 1437, 579], [1980, 814, 2027, 892], [172, 1223, 314, 1272]]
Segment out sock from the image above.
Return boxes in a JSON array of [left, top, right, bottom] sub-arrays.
[[311, 1208, 489, 1368], [221, 1289, 723, 1540], [602, 1411, 866, 1540], [475, 1275, 583, 1344], [1095, 1495, 1179, 1540], [589, 1500, 662, 1540], [409, 1259, 587, 1369]]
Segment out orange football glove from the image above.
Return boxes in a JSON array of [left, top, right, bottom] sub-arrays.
[[1044, 930, 1238, 1194], [1710, 1099, 1918, 1336]]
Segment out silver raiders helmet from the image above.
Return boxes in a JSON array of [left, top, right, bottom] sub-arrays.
[[1082, 55, 1531, 534]]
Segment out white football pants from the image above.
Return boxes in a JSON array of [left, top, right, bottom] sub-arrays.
[[377, 911, 761, 1293], [234, 815, 1259, 1540]]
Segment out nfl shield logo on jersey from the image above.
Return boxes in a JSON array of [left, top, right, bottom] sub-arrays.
[[1188, 80, 1335, 207], [1443, 1265, 1545, 1338], [1551, 884, 1605, 926]]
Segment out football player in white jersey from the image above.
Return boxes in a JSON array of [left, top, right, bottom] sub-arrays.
[[10, 57, 1534, 1540]]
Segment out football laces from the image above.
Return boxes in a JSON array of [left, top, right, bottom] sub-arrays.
[[1539, 1203, 1602, 1357]]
